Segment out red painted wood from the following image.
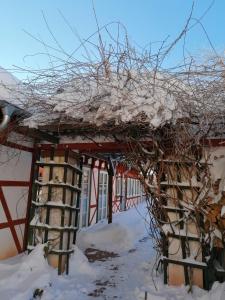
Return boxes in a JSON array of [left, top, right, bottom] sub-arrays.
[[89, 208, 97, 224], [38, 138, 225, 157], [112, 198, 120, 213], [113, 199, 120, 203], [202, 139, 225, 147], [92, 171, 98, 201], [0, 181, 30, 186], [0, 187, 22, 252], [90, 204, 97, 208], [92, 166, 98, 170], [126, 196, 142, 209], [89, 168, 100, 225], [39, 141, 153, 153], [0, 218, 26, 230]]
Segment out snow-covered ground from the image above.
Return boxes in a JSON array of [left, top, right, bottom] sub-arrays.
[[0, 203, 224, 300]]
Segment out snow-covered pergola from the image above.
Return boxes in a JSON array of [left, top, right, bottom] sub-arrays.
[[1, 36, 225, 288]]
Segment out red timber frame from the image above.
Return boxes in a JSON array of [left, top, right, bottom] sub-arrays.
[[113, 164, 143, 213], [38, 142, 147, 223], [67, 154, 106, 227], [0, 137, 34, 254], [39, 141, 137, 153], [89, 159, 101, 225], [81, 156, 100, 226], [112, 174, 120, 213], [1, 133, 224, 257], [87, 159, 107, 225]]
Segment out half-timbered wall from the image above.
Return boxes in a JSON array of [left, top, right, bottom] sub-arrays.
[[79, 160, 144, 226], [84, 159, 108, 226], [0, 136, 144, 261], [113, 164, 144, 213], [0, 133, 33, 260], [89, 159, 99, 225]]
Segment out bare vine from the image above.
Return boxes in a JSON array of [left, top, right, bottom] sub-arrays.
[[1, 3, 225, 285]]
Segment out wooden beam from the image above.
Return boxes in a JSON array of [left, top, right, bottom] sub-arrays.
[[39, 141, 153, 153], [162, 257, 207, 269]]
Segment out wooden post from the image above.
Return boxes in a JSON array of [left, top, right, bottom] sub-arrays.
[[108, 173, 113, 224]]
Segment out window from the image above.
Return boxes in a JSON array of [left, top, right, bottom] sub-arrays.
[[116, 176, 122, 196], [131, 178, 134, 196], [134, 179, 136, 195], [137, 180, 141, 195], [98, 171, 108, 221], [126, 178, 142, 197], [126, 178, 130, 197], [80, 167, 91, 227]]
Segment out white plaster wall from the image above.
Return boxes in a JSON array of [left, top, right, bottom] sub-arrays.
[[15, 224, 25, 249], [0, 145, 32, 181], [0, 202, 7, 222], [0, 228, 18, 259], [2, 186, 29, 220]]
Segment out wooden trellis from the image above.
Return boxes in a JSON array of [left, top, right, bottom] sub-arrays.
[[160, 158, 207, 288], [28, 146, 83, 274]]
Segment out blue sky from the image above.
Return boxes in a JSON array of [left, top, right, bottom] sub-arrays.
[[0, 0, 224, 77]]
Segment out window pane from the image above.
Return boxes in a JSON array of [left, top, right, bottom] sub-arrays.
[[81, 168, 90, 227], [98, 171, 108, 221]]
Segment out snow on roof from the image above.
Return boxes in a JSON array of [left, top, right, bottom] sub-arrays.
[[0, 67, 27, 109], [23, 71, 184, 130], [0, 66, 223, 138]]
